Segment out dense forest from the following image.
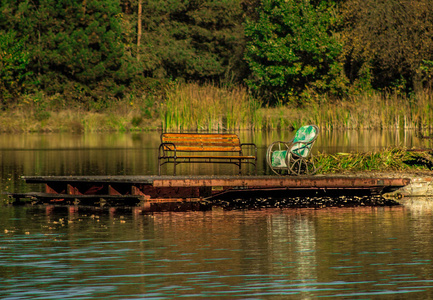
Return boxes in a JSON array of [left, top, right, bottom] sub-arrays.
[[1, 0, 433, 108]]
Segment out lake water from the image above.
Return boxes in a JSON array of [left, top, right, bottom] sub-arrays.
[[1, 130, 433, 299]]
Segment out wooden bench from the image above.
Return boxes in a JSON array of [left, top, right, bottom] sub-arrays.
[[158, 133, 257, 175]]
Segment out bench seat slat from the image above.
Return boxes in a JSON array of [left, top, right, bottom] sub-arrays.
[[170, 155, 256, 159], [163, 146, 242, 152], [158, 133, 257, 175], [163, 141, 239, 146], [162, 138, 240, 144], [163, 133, 239, 141], [162, 133, 238, 138], [163, 141, 240, 146]]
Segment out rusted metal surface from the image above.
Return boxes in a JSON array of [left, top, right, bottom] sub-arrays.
[[152, 176, 410, 188], [21, 175, 410, 190], [23, 176, 155, 184], [9, 175, 411, 207]]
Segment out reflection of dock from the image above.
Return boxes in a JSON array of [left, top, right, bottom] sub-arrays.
[[9, 175, 410, 208]]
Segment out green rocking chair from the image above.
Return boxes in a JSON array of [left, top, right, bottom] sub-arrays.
[[266, 125, 319, 176]]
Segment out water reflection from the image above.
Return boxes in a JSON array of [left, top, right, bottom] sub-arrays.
[[257, 129, 433, 153], [0, 130, 431, 197], [1, 206, 433, 298], [2, 130, 433, 299], [399, 197, 433, 214], [0, 130, 430, 152]]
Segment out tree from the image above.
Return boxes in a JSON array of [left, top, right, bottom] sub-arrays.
[[0, 31, 32, 103], [342, 0, 433, 92], [243, 0, 345, 104], [0, 0, 131, 103], [38, 0, 128, 99], [138, 0, 247, 83]]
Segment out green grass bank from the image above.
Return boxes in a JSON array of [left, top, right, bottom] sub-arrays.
[[314, 148, 433, 174], [1, 83, 433, 133]]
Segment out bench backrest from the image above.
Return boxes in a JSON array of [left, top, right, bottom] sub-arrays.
[[161, 133, 242, 152]]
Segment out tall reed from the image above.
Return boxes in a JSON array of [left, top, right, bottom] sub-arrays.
[[2, 84, 433, 133], [275, 90, 433, 131], [251, 89, 433, 131], [161, 82, 260, 131]]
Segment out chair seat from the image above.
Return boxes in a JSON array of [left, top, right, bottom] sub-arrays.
[[271, 150, 287, 167]]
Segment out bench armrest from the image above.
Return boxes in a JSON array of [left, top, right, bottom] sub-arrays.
[[240, 143, 258, 158], [159, 142, 177, 158]]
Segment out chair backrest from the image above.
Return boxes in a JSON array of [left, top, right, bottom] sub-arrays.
[[290, 125, 319, 157]]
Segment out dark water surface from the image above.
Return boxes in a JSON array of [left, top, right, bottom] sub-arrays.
[[2, 205, 433, 299], [1, 130, 433, 299]]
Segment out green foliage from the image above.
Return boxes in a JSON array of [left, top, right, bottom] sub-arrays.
[[19, 91, 52, 121], [244, 0, 346, 104], [314, 148, 433, 174], [2, 0, 433, 112], [420, 60, 433, 90], [37, 0, 127, 96], [0, 31, 33, 103], [342, 0, 433, 92], [0, 0, 132, 104], [139, 0, 247, 83]]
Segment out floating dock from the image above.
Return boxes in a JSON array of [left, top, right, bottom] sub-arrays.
[[8, 175, 411, 209]]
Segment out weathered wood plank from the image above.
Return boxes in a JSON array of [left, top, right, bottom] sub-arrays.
[[162, 145, 242, 152], [159, 133, 257, 175]]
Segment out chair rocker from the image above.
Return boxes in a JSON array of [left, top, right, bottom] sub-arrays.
[[266, 125, 319, 176]]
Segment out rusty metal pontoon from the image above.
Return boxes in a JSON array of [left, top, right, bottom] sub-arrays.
[[8, 175, 410, 208]]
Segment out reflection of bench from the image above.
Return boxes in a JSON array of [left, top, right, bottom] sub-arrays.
[[158, 133, 257, 175]]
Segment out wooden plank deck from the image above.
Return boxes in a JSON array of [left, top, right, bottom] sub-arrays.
[[7, 175, 411, 208], [21, 175, 410, 186]]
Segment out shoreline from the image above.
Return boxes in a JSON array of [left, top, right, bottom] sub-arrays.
[[1, 85, 433, 133], [0, 108, 428, 134]]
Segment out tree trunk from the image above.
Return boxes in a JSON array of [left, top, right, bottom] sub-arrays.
[[137, 0, 142, 61], [413, 68, 423, 94]]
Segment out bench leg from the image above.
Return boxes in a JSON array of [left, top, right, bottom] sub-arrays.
[[174, 158, 176, 176], [239, 160, 242, 175]]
